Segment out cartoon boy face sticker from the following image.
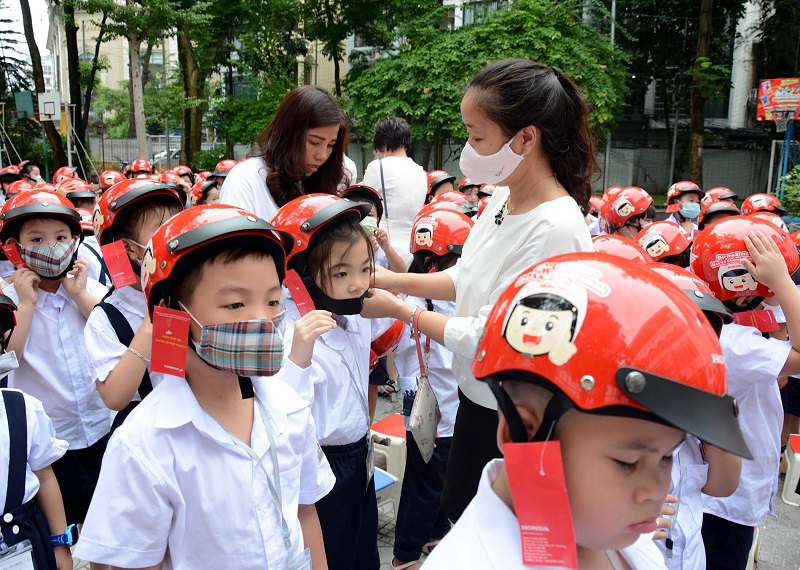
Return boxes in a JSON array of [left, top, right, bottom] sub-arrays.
[[140, 246, 157, 289], [414, 226, 434, 248], [92, 209, 105, 236], [615, 200, 634, 218], [750, 196, 767, 210], [644, 236, 669, 258], [503, 291, 585, 366], [719, 264, 758, 294]]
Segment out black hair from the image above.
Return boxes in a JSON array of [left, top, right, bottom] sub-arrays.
[[373, 117, 411, 153], [721, 268, 751, 280], [410, 251, 460, 274], [625, 205, 657, 228], [2, 216, 80, 242], [466, 59, 596, 210], [512, 293, 579, 340], [305, 216, 374, 293], [113, 197, 183, 243], [658, 248, 691, 268]]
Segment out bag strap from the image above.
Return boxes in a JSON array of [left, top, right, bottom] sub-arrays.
[[2, 389, 27, 512], [412, 307, 431, 380], [82, 242, 111, 286], [378, 155, 389, 220], [96, 302, 153, 399]]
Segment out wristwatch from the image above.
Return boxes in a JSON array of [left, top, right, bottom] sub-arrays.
[[50, 524, 79, 547]]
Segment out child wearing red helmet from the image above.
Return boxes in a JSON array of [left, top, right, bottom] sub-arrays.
[[75, 205, 335, 569], [602, 186, 656, 241], [425, 171, 457, 203], [421, 254, 749, 569], [665, 181, 703, 236], [341, 184, 407, 273], [635, 221, 691, 266], [691, 217, 800, 569], [0, 189, 111, 529]]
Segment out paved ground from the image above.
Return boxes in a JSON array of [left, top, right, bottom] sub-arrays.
[[73, 392, 800, 569]]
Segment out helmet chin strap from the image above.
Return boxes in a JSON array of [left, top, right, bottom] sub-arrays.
[[485, 377, 573, 444], [723, 296, 764, 313]]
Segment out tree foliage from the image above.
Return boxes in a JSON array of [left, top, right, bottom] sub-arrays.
[[0, 1, 31, 95]]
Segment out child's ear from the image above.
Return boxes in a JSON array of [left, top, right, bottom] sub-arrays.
[[496, 404, 545, 449], [3, 238, 16, 246]]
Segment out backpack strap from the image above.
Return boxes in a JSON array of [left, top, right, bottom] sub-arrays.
[[82, 242, 111, 286], [96, 302, 153, 399], [2, 389, 27, 513]]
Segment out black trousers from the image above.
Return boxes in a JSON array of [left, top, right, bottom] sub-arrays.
[[50, 433, 109, 524], [393, 433, 452, 562], [0, 498, 57, 570], [702, 513, 754, 570], [316, 435, 380, 570], [442, 389, 501, 523]]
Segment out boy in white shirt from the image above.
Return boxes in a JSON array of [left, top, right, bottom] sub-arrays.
[[691, 216, 800, 570], [0, 189, 109, 527], [75, 204, 335, 570], [422, 253, 750, 570]]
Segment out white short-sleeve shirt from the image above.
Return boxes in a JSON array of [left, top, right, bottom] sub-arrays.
[[0, 389, 68, 507], [4, 278, 113, 449], [77, 235, 110, 288], [702, 323, 788, 526], [219, 157, 280, 221], [74, 375, 335, 570]]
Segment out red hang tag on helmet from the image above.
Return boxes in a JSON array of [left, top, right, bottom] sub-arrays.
[[3, 244, 27, 270], [100, 241, 138, 290], [284, 269, 315, 317], [150, 306, 191, 378], [732, 309, 780, 333], [504, 442, 578, 569]]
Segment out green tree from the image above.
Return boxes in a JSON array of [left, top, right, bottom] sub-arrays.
[[344, 0, 628, 169], [0, 0, 30, 95]]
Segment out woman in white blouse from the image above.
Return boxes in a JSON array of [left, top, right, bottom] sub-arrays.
[[364, 59, 595, 523]]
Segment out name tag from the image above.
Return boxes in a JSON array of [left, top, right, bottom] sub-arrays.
[[0, 540, 35, 570]]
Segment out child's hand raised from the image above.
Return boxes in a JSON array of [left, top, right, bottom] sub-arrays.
[[62, 257, 89, 298], [13, 267, 40, 305], [288, 310, 337, 369], [373, 228, 391, 251], [743, 231, 792, 292]]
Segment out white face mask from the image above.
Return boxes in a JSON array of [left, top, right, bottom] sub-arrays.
[[459, 136, 524, 185], [360, 215, 379, 235]]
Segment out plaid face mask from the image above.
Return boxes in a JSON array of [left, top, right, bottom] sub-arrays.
[[180, 303, 286, 377], [17, 238, 79, 279]]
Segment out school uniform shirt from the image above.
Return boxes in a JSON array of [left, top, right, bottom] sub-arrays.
[[74, 374, 335, 570], [703, 323, 788, 526], [424, 459, 667, 569], [442, 188, 593, 409], [4, 278, 112, 449], [656, 437, 707, 570], [0, 259, 15, 279], [393, 297, 459, 438], [361, 156, 428, 268], [275, 296, 394, 446], [84, 286, 163, 400], [219, 157, 280, 221], [665, 214, 697, 238], [586, 214, 602, 236], [77, 235, 109, 288], [0, 389, 68, 507]]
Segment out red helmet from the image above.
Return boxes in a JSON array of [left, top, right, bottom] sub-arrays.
[[212, 159, 237, 177], [99, 170, 125, 191], [129, 158, 153, 176], [458, 177, 481, 192], [410, 207, 473, 267], [701, 187, 737, 206], [5, 179, 35, 198], [740, 193, 786, 216], [791, 230, 800, 248], [271, 194, 371, 268], [341, 184, 383, 222], [371, 320, 405, 358], [478, 184, 496, 198], [749, 211, 790, 234], [426, 170, 456, 195], [0, 292, 16, 335], [471, 253, 749, 457], [602, 185, 623, 201], [0, 188, 81, 240], [159, 171, 183, 185], [52, 166, 77, 185], [171, 165, 194, 179], [0, 165, 21, 182], [95, 178, 185, 245], [424, 194, 478, 217], [691, 216, 800, 301], [196, 171, 211, 181], [189, 180, 216, 206], [635, 221, 690, 262], [143, 204, 293, 314], [75, 208, 95, 235], [368, 349, 380, 373], [62, 179, 98, 203], [667, 180, 703, 210], [602, 186, 653, 231], [698, 200, 740, 230], [588, 195, 604, 215], [591, 235, 652, 263], [477, 195, 492, 218]]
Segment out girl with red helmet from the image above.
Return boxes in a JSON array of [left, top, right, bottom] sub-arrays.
[[341, 184, 406, 273], [635, 220, 691, 266], [458, 177, 482, 204], [422, 254, 749, 570], [602, 186, 656, 241], [666, 181, 703, 236], [221, 86, 349, 222], [74, 204, 335, 570], [391, 208, 473, 570], [425, 170, 458, 203], [691, 217, 800, 569], [272, 194, 399, 570], [0, 165, 21, 201]]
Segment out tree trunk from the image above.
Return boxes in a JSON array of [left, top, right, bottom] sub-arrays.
[[688, 0, 714, 185], [80, 12, 108, 136], [333, 56, 341, 97], [127, 78, 136, 140], [178, 24, 203, 165], [141, 42, 154, 88], [64, 4, 86, 176], [18, 0, 66, 168], [128, 33, 149, 158]]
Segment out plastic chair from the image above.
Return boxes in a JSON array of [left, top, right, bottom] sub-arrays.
[[374, 467, 400, 523], [745, 525, 760, 570], [371, 413, 407, 483], [782, 434, 800, 507]]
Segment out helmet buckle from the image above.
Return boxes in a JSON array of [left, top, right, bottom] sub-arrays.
[[624, 370, 647, 394]]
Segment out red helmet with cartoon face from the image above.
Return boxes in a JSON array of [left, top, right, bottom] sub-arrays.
[[702, 186, 737, 206], [740, 193, 786, 216], [410, 207, 473, 261], [477, 195, 492, 219], [667, 180, 703, 204], [691, 216, 800, 301], [129, 158, 153, 177], [602, 185, 624, 201], [143, 205, 293, 313], [212, 159, 237, 178], [75, 208, 95, 235], [52, 166, 77, 186], [650, 264, 732, 335], [749, 211, 790, 234], [602, 186, 653, 231], [271, 194, 371, 268], [591, 235, 652, 263], [635, 221, 690, 262], [341, 184, 384, 222], [471, 253, 750, 457], [698, 200, 740, 230], [99, 170, 125, 191], [0, 188, 81, 240], [371, 320, 405, 358], [95, 178, 185, 245], [426, 170, 456, 195]]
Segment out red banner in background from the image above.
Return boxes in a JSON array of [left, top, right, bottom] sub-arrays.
[[757, 78, 800, 122]]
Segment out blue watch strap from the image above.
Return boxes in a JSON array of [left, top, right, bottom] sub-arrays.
[[51, 523, 78, 547]]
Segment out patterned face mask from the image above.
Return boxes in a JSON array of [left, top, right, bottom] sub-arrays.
[[17, 238, 79, 279], [179, 303, 286, 377]]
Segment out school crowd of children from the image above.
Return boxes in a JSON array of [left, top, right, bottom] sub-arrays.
[[0, 59, 798, 570]]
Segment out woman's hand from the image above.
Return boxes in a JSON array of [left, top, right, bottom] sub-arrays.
[[361, 289, 410, 321], [372, 265, 398, 291]]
